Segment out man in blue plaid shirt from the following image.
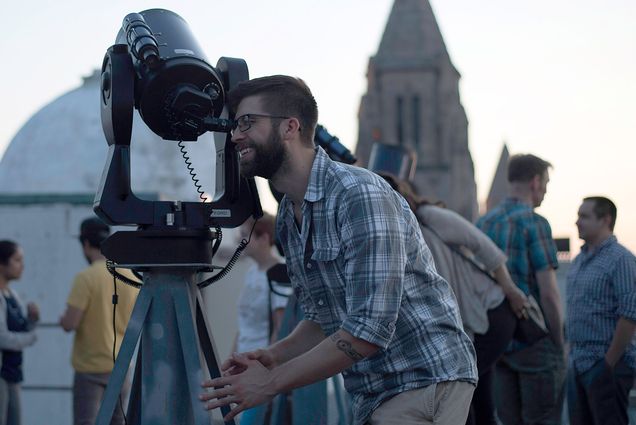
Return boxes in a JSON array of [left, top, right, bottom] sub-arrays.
[[477, 154, 565, 425], [201, 75, 477, 424], [566, 197, 636, 425]]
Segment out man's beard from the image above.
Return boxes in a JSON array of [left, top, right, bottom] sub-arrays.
[[240, 129, 286, 179]]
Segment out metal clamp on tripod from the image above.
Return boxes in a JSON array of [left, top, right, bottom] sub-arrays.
[[95, 9, 262, 425]]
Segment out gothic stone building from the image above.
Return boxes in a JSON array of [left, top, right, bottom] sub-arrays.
[[356, 0, 478, 220]]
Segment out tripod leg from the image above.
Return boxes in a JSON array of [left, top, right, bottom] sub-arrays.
[[125, 343, 143, 425], [195, 299, 235, 423], [95, 288, 152, 425], [172, 284, 223, 425]]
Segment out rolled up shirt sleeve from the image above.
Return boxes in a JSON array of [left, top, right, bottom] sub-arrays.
[[338, 184, 405, 349]]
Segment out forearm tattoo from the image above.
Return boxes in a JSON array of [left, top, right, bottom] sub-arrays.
[[330, 332, 364, 362]]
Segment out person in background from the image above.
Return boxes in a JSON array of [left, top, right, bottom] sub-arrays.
[[379, 173, 529, 425], [59, 218, 138, 425], [477, 153, 565, 425], [566, 196, 636, 425], [0, 240, 39, 425], [232, 213, 289, 425]]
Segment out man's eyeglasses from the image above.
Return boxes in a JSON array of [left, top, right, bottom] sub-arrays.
[[231, 113, 289, 134]]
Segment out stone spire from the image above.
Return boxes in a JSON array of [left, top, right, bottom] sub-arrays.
[[375, 0, 452, 69], [486, 144, 510, 212], [356, 0, 478, 220]]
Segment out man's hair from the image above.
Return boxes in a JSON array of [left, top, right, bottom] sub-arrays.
[[250, 213, 276, 246], [79, 217, 110, 248], [583, 196, 617, 231], [0, 240, 18, 265], [228, 75, 318, 146], [507, 154, 552, 183]]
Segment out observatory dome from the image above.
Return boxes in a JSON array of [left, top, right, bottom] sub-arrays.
[[0, 71, 218, 201]]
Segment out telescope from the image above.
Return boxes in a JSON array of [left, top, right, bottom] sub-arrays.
[[94, 9, 261, 425], [315, 124, 356, 164], [96, 10, 262, 264]]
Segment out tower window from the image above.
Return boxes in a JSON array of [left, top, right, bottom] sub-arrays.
[[412, 96, 420, 147], [396, 96, 404, 145]]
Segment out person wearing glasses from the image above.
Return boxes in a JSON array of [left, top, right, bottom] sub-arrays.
[[200, 75, 477, 425]]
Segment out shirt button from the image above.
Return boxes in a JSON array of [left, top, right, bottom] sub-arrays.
[[318, 299, 324, 306], [306, 262, 313, 270]]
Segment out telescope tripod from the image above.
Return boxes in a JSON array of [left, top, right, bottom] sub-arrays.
[[95, 267, 235, 425]]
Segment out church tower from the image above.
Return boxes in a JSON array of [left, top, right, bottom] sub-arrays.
[[356, 0, 478, 220]]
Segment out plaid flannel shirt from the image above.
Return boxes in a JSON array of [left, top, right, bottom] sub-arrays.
[[277, 147, 477, 425], [476, 197, 559, 301], [477, 197, 559, 352]]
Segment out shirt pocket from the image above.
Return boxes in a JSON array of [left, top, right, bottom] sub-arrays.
[[309, 246, 345, 328], [310, 246, 343, 284], [311, 246, 340, 262]]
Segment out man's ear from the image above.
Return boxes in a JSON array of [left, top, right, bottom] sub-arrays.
[[281, 117, 302, 139], [530, 174, 541, 190], [601, 214, 612, 229], [81, 240, 91, 252]]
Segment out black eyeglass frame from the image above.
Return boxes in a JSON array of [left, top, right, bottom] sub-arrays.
[[232, 113, 290, 134]]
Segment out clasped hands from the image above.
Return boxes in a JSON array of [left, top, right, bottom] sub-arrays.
[[200, 349, 278, 422]]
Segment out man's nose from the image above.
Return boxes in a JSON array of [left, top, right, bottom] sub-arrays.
[[231, 129, 245, 144]]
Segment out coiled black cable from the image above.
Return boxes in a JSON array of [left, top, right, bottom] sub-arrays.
[[212, 225, 222, 257], [174, 136, 253, 286], [106, 260, 143, 289], [197, 220, 256, 289], [177, 140, 207, 202]]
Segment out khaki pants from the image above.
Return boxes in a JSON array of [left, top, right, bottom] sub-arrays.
[[368, 381, 475, 425], [73, 372, 129, 425]]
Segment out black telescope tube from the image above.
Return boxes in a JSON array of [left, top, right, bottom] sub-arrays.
[[122, 13, 160, 68]]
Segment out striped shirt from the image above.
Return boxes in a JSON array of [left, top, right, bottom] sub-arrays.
[[277, 147, 477, 425], [566, 235, 636, 373], [476, 197, 559, 301]]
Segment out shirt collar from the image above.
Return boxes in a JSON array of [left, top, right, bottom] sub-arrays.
[[503, 197, 532, 209], [581, 234, 617, 255], [304, 146, 331, 203]]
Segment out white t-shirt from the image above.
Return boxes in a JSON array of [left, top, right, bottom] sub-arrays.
[[236, 262, 290, 353]]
